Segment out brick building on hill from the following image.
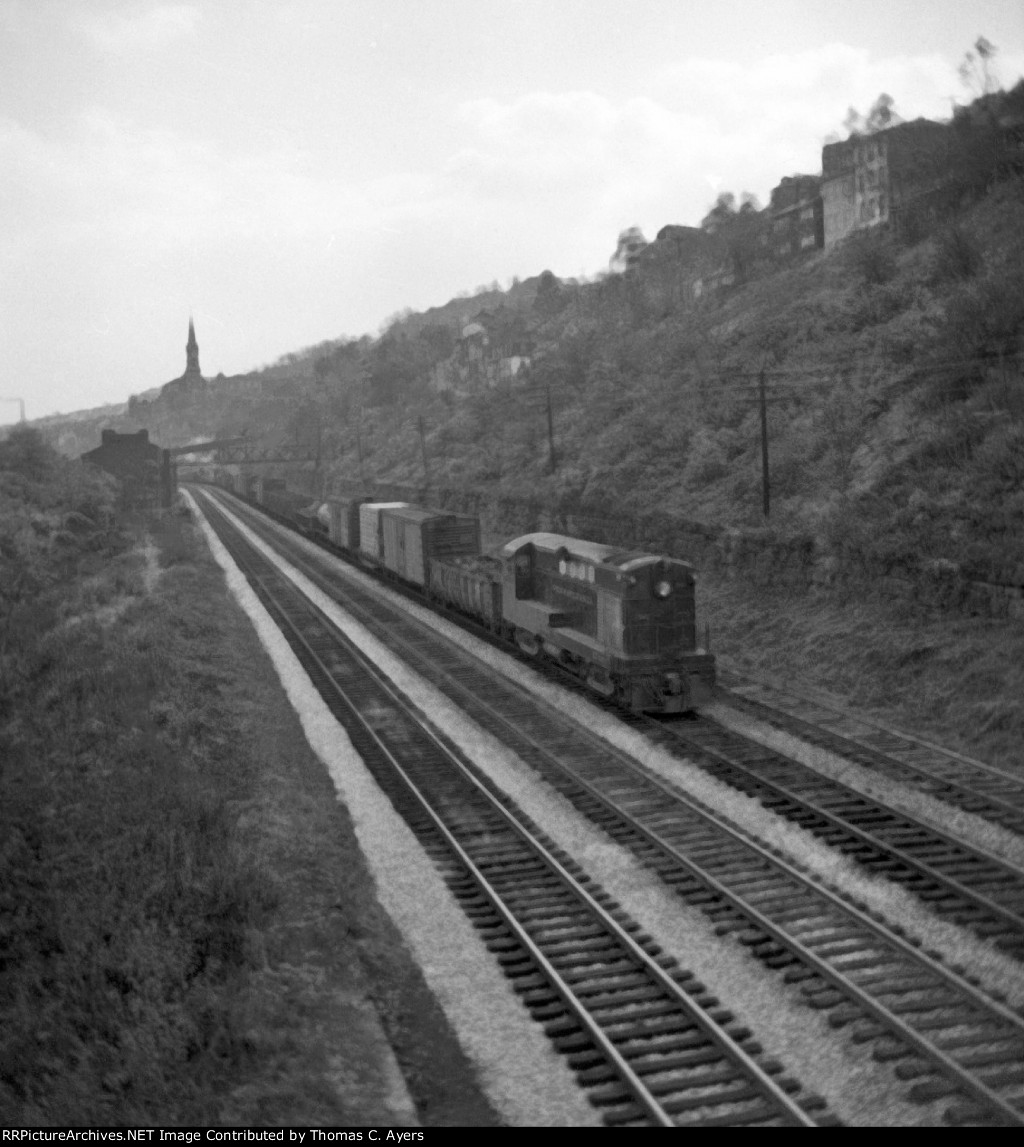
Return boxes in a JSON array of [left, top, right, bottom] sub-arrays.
[[767, 175, 824, 258], [81, 429, 173, 509], [821, 118, 948, 247]]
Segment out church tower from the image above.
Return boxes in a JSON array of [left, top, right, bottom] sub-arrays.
[[160, 315, 208, 405], [184, 316, 201, 377]]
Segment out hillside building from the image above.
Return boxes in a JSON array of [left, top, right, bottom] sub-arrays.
[[81, 429, 174, 509], [821, 118, 948, 247], [767, 175, 824, 257]]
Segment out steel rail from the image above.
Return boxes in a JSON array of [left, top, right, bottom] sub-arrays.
[[195, 489, 821, 1127], [207, 488, 1024, 939], [197, 487, 1024, 1124], [657, 717, 1024, 937], [717, 673, 1024, 831], [719, 668, 1023, 785]]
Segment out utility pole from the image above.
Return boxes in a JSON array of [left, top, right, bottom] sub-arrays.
[[354, 406, 369, 487], [313, 420, 324, 499], [545, 381, 557, 474], [758, 367, 770, 519], [418, 415, 430, 489]]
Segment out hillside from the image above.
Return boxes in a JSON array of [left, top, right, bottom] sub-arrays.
[[311, 173, 1024, 616], [29, 89, 1024, 619], [0, 428, 495, 1124]]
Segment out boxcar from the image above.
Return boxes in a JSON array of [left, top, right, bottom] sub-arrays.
[[357, 502, 409, 563], [380, 506, 481, 588], [321, 495, 369, 552]]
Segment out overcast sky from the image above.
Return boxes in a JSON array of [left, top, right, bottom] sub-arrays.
[[2, 0, 1023, 422]]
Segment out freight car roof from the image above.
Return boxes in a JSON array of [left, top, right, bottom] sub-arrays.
[[324, 494, 369, 506], [500, 532, 692, 572], [384, 506, 448, 523]]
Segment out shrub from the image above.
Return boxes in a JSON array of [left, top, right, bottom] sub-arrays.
[[846, 228, 898, 286], [930, 226, 983, 283], [682, 429, 729, 487]]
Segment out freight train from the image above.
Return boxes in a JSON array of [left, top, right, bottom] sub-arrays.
[[225, 480, 716, 714]]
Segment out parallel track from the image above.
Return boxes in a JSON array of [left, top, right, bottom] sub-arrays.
[[213, 487, 1024, 955], [196, 490, 830, 1127], [716, 669, 1024, 836], [195, 488, 1024, 1124], [640, 714, 1024, 955]]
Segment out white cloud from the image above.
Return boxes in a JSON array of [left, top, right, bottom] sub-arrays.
[[1, 107, 448, 252], [8, 34, 1024, 417], [81, 4, 200, 52], [439, 41, 1024, 249]]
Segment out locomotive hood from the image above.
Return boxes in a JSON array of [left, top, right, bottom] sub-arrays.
[[500, 532, 692, 574]]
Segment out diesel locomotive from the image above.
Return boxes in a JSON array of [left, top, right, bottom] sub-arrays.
[[236, 483, 715, 714]]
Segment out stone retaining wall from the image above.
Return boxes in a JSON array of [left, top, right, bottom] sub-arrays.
[[336, 478, 1023, 622]]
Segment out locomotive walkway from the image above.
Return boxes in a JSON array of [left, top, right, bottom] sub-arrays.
[[193, 486, 1024, 1124]]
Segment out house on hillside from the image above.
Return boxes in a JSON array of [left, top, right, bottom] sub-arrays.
[[633, 224, 727, 303], [692, 267, 737, 297], [637, 225, 719, 272], [81, 429, 173, 509], [429, 319, 532, 396], [821, 118, 948, 247], [767, 175, 824, 258]]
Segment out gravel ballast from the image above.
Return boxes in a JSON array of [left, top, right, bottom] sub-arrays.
[[189, 492, 599, 1127], [200, 497, 981, 1125]]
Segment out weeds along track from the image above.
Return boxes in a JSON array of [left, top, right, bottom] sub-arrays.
[[195, 491, 830, 1128], [638, 714, 1024, 957], [196, 489, 1024, 1125], [717, 668, 1024, 837]]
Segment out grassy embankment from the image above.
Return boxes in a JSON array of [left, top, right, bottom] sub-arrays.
[[700, 575, 1023, 776], [0, 429, 498, 1126]]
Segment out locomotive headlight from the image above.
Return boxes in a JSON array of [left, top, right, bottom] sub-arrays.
[[653, 579, 672, 599]]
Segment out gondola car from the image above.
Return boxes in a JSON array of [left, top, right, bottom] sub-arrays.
[[295, 501, 328, 539]]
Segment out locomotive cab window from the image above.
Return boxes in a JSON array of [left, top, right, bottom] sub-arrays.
[[513, 544, 536, 599]]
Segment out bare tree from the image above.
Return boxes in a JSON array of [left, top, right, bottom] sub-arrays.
[[958, 36, 1000, 98]]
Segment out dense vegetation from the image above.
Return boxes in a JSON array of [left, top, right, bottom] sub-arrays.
[[307, 115, 1024, 597], [33, 86, 1024, 606], [0, 428, 502, 1125], [0, 429, 273, 1121]]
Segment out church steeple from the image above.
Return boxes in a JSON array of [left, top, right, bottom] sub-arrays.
[[185, 315, 201, 377]]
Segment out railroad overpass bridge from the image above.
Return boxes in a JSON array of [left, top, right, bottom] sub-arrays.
[[169, 435, 320, 467]]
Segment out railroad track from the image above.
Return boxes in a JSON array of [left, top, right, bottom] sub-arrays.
[[217, 487, 1024, 957], [716, 668, 1024, 836], [636, 714, 1024, 956], [195, 489, 1024, 1124], [195, 490, 832, 1127]]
